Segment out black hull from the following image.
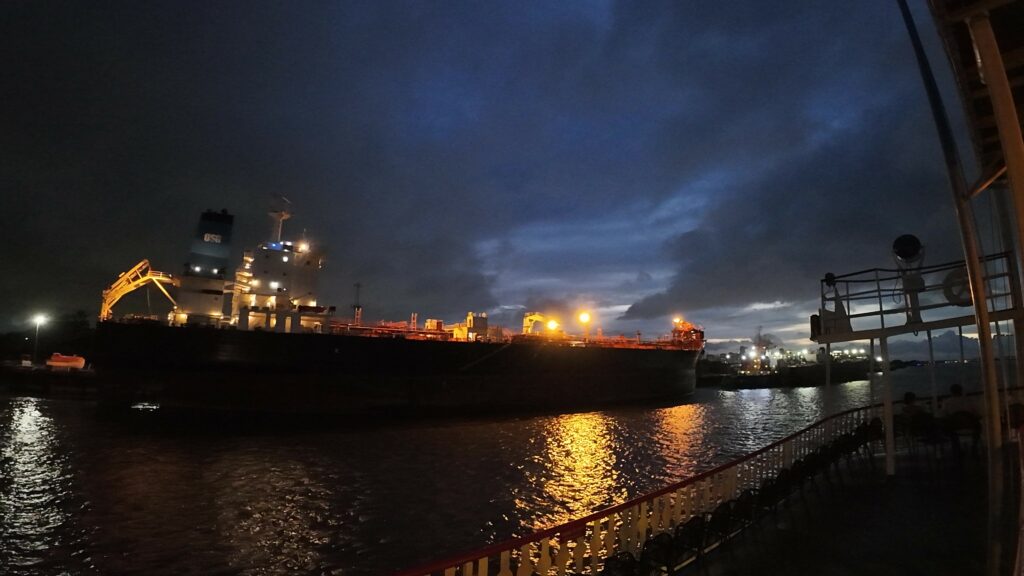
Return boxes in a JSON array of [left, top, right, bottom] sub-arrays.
[[92, 323, 699, 416]]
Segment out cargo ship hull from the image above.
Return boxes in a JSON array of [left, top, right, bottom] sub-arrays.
[[93, 323, 699, 416]]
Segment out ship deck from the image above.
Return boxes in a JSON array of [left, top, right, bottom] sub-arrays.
[[698, 443, 1015, 575]]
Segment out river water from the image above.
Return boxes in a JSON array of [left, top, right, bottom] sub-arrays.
[[0, 364, 981, 575]]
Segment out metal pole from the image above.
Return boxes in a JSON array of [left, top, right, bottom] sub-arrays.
[[895, 4, 1004, 573], [969, 10, 1024, 449], [825, 342, 832, 386], [896, 0, 1001, 436], [995, 321, 1012, 431], [968, 15, 1024, 244], [959, 325, 966, 386], [927, 329, 938, 413], [33, 322, 40, 364], [881, 336, 896, 476], [869, 338, 876, 373]]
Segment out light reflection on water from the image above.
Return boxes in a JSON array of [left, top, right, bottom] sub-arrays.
[[0, 364, 980, 575], [531, 412, 619, 528], [0, 398, 78, 575]]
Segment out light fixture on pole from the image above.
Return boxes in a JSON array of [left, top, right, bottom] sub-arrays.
[[578, 311, 591, 341], [32, 313, 48, 365]]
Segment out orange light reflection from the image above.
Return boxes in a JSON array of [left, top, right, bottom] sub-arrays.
[[526, 412, 620, 529], [653, 403, 707, 480]]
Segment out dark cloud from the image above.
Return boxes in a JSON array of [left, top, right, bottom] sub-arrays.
[[0, 1, 972, 343]]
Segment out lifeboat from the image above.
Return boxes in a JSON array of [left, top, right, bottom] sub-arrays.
[[46, 353, 86, 370]]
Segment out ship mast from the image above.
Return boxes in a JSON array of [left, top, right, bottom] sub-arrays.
[[269, 196, 292, 243]]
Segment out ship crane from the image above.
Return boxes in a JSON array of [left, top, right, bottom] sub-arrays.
[[522, 312, 547, 334], [99, 259, 179, 321]]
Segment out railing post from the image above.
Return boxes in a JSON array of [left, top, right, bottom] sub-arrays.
[[880, 336, 896, 476], [927, 329, 938, 413], [825, 343, 831, 386], [869, 338, 875, 374], [875, 270, 886, 331]]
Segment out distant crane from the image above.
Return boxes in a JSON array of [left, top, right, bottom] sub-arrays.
[[99, 259, 179, 321], [522, 312, 548, 334]]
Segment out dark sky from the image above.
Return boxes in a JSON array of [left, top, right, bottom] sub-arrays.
[[1, 1, 975, 344]]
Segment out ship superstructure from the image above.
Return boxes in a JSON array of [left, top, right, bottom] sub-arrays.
[[230, 206, 335, 333], [172, 209, 234, 326]]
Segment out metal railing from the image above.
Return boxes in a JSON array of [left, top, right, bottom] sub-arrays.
[[393, 405, 880, 576], [814, 252, 1018, 339]]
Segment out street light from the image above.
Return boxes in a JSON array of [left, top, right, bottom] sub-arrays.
[[32, 313, 48, 365], [578, 311, 591, 341]]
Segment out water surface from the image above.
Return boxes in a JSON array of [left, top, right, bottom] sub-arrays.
[[0, 364, 978, 575]]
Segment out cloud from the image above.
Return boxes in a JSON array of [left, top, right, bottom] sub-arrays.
[[743, 301, 792, 312]]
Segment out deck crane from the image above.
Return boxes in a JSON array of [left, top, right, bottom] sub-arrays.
[[522, 312, 548, 335], [99, 259, 179, 321]]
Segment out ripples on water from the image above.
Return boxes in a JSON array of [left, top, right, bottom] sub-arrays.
[[0, 364, 979, 574]]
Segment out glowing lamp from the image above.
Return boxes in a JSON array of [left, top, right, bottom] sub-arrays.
[[31, 314, 48, 364], [546, 320, 559, 331], [578, 312, 591, 324]]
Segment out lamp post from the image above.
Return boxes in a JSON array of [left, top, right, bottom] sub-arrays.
[[578, 312, 591, 342], [32, 314, 48, 365]]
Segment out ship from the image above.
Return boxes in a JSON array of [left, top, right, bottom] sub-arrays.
[[91, 206, 704, 416]]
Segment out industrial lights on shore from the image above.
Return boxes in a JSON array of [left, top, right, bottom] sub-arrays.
[[546, 320, 559, 331], [578, 312, 591, 324]]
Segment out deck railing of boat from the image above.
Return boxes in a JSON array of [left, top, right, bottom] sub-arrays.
[[393, 404, 884, 576], [814, 251, 1017, 339]]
